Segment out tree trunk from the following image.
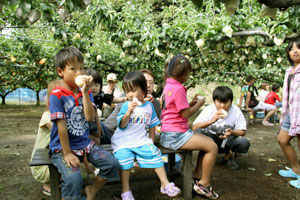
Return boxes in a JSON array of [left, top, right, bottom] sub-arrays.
[[258, 0, 300, 9], [35, 90, 40, 106], [0, 95, 5, 105]]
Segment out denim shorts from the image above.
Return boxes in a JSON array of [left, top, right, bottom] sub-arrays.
[[160, 129, 194, 150], [281, 113, 290, 132]]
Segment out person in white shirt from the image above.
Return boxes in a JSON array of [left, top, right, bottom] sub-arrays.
[[258, 82, 270, 103], [193, 86, 250, 170]]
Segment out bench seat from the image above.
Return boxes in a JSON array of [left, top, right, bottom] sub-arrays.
[[30, 144, 193, 200]]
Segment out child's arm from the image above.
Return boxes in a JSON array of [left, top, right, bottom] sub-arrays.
[[192, 110, 224, 131], [112, 96, 127, 103], [180, 96, 205, 119], [149, 127, 155, 142], [120, 101, 138, 128], [238, 93, 243, 108], [40, 121, 53, 130], [56, 119, 80, 168], [81, 79, 95, 122]]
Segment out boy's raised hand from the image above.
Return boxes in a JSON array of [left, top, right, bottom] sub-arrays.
[[81, 75, 93, 94], [64, 152, 80, 168], [212, 110, 225, 122]]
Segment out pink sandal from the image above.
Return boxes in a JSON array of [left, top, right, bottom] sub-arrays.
[[121, 191, 135, 200], [160, 182, 181, 197]]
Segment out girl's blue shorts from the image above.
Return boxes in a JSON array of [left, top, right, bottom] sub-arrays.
[[114, 144, 164, 170], [160, 129, 194, 150], [281, 113, 290, 132]]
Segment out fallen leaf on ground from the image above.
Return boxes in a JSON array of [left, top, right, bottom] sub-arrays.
[[265, 173, 272, 176], [248, 167, 256, 171], [268, 158, 276, 162]]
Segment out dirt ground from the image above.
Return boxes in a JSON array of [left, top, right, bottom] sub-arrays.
[[0, 105, 300, 200]]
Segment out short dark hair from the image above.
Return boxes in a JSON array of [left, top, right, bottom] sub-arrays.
[[272, 83, 280, 92], [139, 69, 154, 79], [85, 68, 103, 90], [246, 75, 255, 83], [213, 86, 233, 103], [54, 47, 83, 71], [286, 37, 300, 65], [123, 71, 147, 97], [166, 55, 192, 79]]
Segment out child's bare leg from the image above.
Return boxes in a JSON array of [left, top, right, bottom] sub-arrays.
[[297, 135, 300, 151], [278, 130, 300, 174], [120, 169, 131, 193], [85, 176, 107, 200], [263, 108, 277, 122], [181, 133, 218, 186], [154, 167, 169, 188], [193, 152, 203, 178]]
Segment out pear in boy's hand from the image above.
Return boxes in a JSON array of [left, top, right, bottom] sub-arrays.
[[75, 75, 91, 87]]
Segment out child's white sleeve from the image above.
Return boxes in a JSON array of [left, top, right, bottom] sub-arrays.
[[234, 108, 247, 130]]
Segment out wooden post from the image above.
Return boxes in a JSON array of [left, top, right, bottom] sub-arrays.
[[168, 153, 175, 182], [49, 165, 60, 200], [182, 151, 192, 200]]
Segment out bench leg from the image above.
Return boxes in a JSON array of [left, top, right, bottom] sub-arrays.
[[49, 165, 60, 200], [182, 151, 192, 200], [167, 153, 175, 181]]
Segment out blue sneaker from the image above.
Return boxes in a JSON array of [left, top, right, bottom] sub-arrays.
[[289, 179, 300, 189], [279, 169, 300, 178]]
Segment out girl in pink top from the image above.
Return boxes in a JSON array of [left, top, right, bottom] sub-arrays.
[[160, 55, 219, 199], [277, 37, 300, 189]]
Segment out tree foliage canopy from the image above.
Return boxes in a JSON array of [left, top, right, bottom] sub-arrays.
[[0, 0, 300, 103]]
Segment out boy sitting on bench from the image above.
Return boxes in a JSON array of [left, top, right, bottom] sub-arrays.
[[49, 47, 119, 200]]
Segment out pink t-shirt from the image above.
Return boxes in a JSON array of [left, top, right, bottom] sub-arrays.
[[161, 78, 190, 132]]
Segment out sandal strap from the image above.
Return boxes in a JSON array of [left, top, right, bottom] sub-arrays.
[[121, 191, 135, 200], [196, 183, 219, 199], [161, 182, 181, 197]]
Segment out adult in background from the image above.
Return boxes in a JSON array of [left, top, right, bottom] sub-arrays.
[[103, 69, 162, 135], [258, 82, 270, 104], [245, 75, 277, 126], [103, 73, 123, 97], [102, 73, 123, 118]]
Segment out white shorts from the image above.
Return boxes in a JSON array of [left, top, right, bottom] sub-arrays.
[[253, 102, 276, 111]]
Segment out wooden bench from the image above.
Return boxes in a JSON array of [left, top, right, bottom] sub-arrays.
[[30, 144, 193, 200]]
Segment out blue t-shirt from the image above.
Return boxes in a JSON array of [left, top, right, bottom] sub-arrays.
[[49, 86, 94, 151]]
